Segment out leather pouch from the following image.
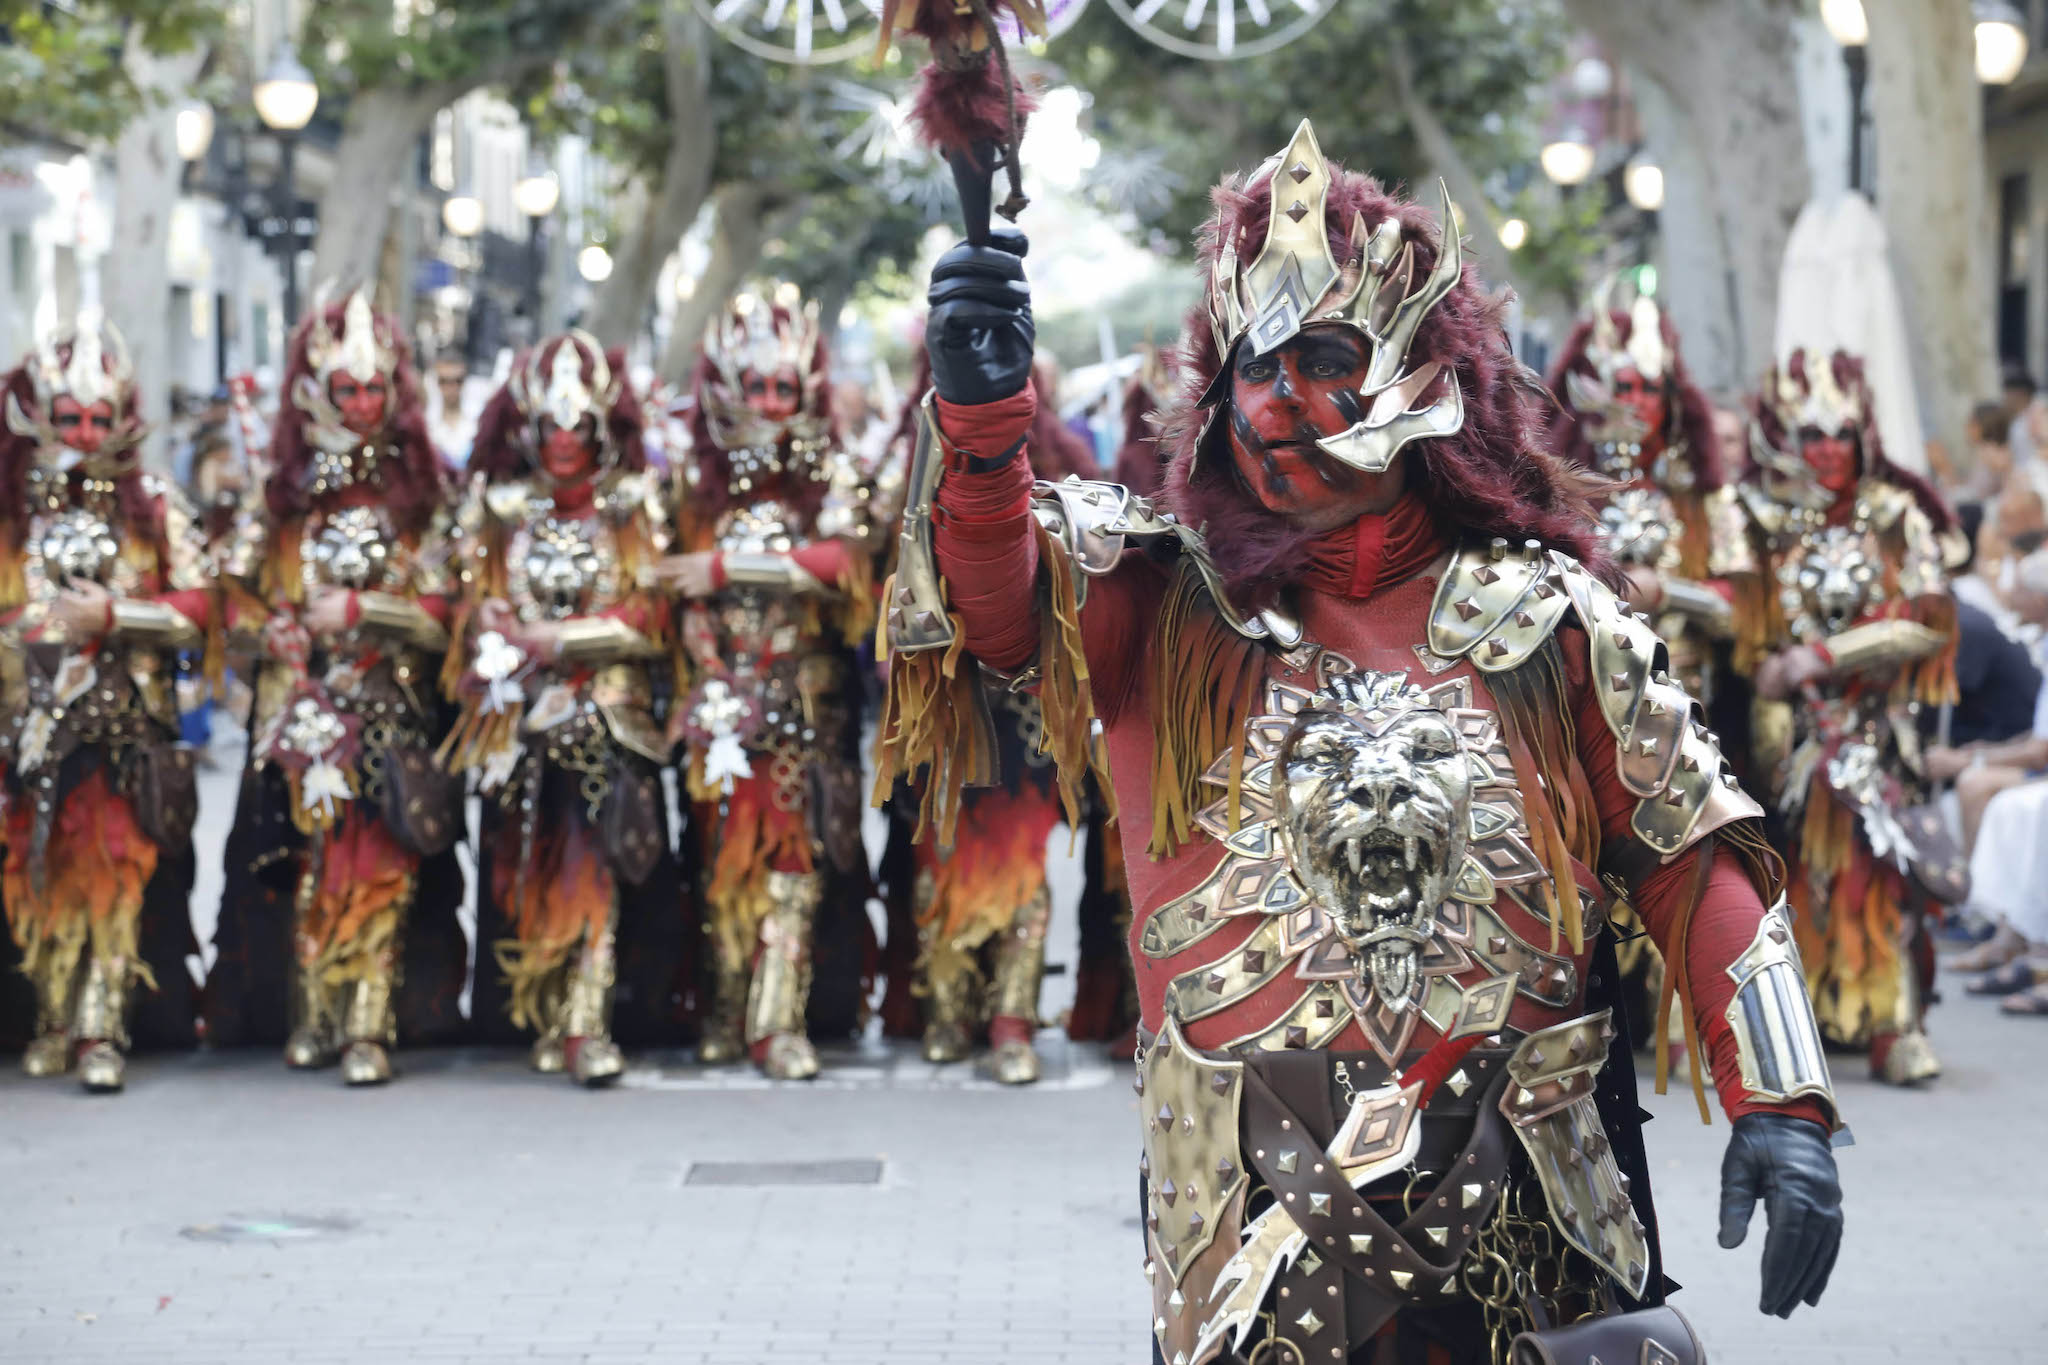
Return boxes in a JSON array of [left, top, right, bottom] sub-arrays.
[[601, 755, 664, 886], [1510, 1304, 1705, 1365], [133, 743, 200, 850], [382, 745, 464, 856]]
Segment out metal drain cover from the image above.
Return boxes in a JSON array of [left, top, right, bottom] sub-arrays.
[[181, 1214, 356, 1243], [684, 1158, 883, 1187]]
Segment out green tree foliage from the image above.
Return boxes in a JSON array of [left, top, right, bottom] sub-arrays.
[[0, 0, 224, 144], [1056, 0, 1570, 256], [300, 0, 624, 100]]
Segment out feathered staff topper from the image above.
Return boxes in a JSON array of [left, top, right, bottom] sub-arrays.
[[877, 0, 1046, 241]]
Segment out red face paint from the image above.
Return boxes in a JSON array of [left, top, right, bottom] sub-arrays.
[[1227, 326, 1403, 531], [1610, 366, 1668, 451], [1800, 429, 1859, 498], [51, 396, 116, 456], [539, 419, 598, 484], [741, 366, 802, 422], [330, 374, 391, 438]]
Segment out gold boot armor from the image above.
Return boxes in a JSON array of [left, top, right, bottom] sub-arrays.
[[985, 884, 1051, 1086], [284, 863, 339, 1069], [338, 963, 396, 1086], [914, 867, 976, 1064], [21, 956, 79, 1078], [72, 956, 130, 1094], [744, 869, 822, 1080], [562, 918, 625, 1087], [696, 940, 748, 1065]]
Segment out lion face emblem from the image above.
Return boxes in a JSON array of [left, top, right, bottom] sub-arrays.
[[1274, 678, 1472, 1008]]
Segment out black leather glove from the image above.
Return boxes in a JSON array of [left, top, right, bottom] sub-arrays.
[[1717, 1111, 1843, 1318], [925, 227, 1034, 407]]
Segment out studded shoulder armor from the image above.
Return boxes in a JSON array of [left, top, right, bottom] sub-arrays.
[[1427, 537, 1763, 862]]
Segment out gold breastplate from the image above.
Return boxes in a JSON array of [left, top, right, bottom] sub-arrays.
[[509, 512, 617, 621], [302, 504, 406, 592]]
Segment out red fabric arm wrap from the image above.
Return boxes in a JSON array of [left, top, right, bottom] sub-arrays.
[[936, 390, 1036, 468], [416, 594, 450, 627], [600, 600, 650, 634], [791, 540, 855, 586], [932, 424, 1041, 674], [156, 588, 214, 629]]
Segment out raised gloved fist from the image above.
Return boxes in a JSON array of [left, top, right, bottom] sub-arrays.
[[1717, 1112, 1843, 1318], [925, 226, 1034, 407]]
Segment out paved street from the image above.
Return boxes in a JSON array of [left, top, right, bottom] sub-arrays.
[[4, 746, 2048, 1363]]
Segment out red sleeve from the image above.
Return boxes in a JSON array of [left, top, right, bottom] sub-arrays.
[[932, 410, 1043, 674], [416, 593, 451, 627], [155, 588, 213, 630], [600, 600, 650, 634], [790, 540, 854, 586], [1566, 627, 1830, 1131]]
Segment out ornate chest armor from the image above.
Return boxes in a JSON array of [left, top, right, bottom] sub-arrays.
[[302, 503, 404, 594], [509, 513, 618, 622], [1593, 483, 1678, 570]]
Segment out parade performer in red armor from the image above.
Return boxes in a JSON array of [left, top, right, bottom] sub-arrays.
[[207, 288, 467, 1083], [662, 289, 879, 1080], [444, 332, 683, 1084], [0, 313, 211, 1091], [1712, 349, 1961, 1086], [881, 119, 1843, 1362]]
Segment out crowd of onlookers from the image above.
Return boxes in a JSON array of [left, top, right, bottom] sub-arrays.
[[1922, 366, 2048, 1015]]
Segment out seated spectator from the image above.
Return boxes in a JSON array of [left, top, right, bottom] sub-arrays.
[[2008, 365, 2045, 465]]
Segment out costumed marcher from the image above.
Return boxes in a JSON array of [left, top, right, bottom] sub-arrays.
[[206, 288, 467, 1084], [877, 348, 1091, 1082], [662, 289, 879, 1080], [442, 332, 681, 1085], [880, 110, 1845, 1362], [1712, 347, 1961, 1085], [1543, 274, 1729, 1044], [1112, 344, 1175, 499], [0, 313, 211, 1091]]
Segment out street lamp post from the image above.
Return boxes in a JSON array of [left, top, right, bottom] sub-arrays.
[[251, 41, 319, 329], [1820, 0, 1870, 193], [513, 162, 560, 341]]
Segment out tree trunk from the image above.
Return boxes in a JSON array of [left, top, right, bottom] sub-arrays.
[[1867, 0, 2000, 459], [657, 182, 790, 385], [308, 83, 455, 294], [1561, 0, 1810, 384], [1632, 78, 1742, 395], [101, 41, 208, 470], [1387, 35, 1554, 317], [584, 4, 718, 347]]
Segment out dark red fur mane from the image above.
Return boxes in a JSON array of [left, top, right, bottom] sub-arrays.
[[1114, 370, 1167, 497], [1749, 348, 1956, 533], [470, 337, 647, 485], [1156, 158, 1609, 605], [1543, 310, 1721, 491], [0, 353, 165, 549], [265, 298, 445, 536]]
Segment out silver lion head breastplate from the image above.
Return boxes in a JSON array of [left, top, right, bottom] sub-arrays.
[[302, 504, 397, 591], [35, 506, 120, 585], [715, 498, 798, 556], [1594, 485, 1677, 568], [1779, 524, 1881, 640], [510, 514, 614, 622]]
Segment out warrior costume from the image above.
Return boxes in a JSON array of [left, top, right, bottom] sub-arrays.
[[1543, 277, 1729, 1040], [883, 122, 1843, 1362], [1713, 348, 1959, 1086], [0, 314, 211, 1091], [671, 289, 878, 1080], [444, 332, 684, 1084], [206, 290, 467, 1083]]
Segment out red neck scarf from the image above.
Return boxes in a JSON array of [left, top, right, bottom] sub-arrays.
[[1298, 493, 1443, 599]]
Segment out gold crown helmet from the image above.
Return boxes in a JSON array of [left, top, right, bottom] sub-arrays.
[[510, 329, 622, 456], [2, 306, 142, 462], [699, 285, 828, 448], [1559, 272, 1673, 440], [1751, 347, 1872, 492], [1202, 119, 1467, 474], [303, 284, 400, 391]]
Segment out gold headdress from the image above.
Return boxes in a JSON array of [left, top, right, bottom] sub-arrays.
[[1561, 272, 1673, 450], [1202, 119, 1466, 473], [508, 330, 624, 477], [1751, 348, 1872, 499], [3, 305, 142, 467], [697, 285, 830, 450], [302, 284, 399, 390]]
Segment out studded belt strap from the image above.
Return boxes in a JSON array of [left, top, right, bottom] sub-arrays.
[[1243, 1055, 1514, 1339]]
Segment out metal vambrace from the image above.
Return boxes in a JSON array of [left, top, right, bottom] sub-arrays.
[[1725, 899, 1838, 1124]]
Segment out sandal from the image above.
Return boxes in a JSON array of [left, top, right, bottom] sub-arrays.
[[2001, 984, 2048, 1016], [1967, 960, 2043, 995]]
